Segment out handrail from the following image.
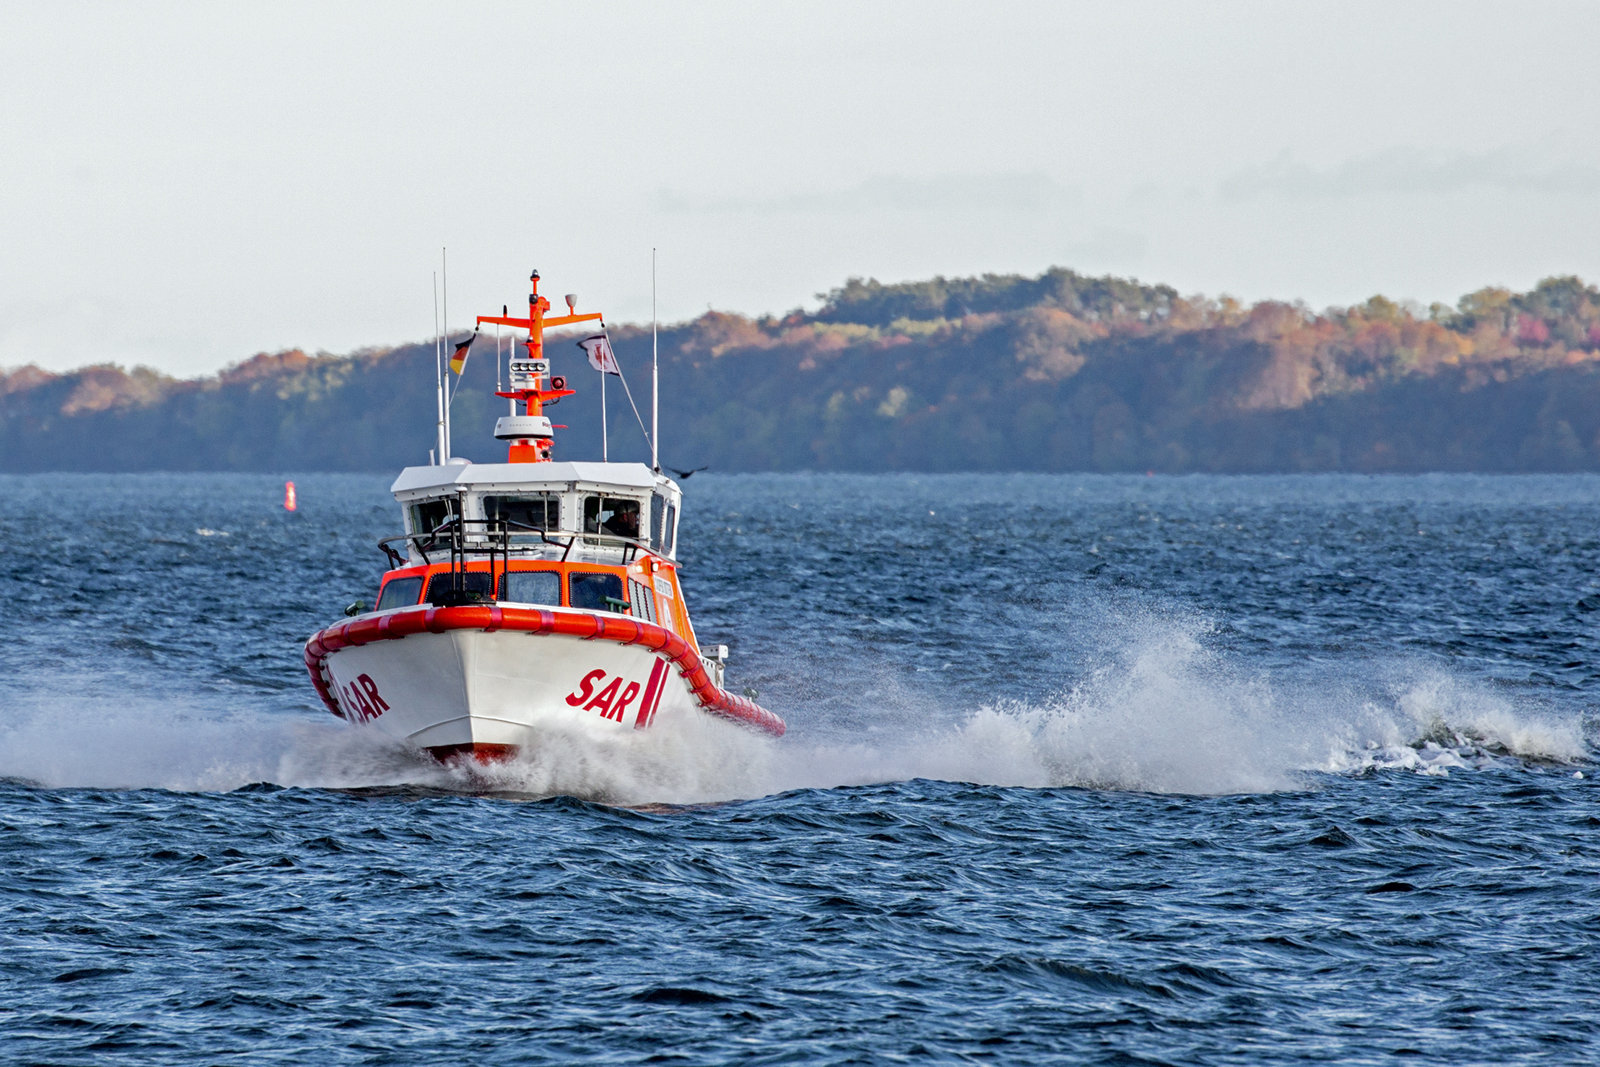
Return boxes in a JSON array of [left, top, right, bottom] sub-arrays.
[[377, 518, 659, 570]]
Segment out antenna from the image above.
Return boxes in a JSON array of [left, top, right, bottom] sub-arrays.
[[441, 247, 451, 460], [651, 247, 659, 474], [433, 272, 445, 465]]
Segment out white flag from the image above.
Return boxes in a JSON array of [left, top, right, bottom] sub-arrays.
[[578, 333, 620, 375]]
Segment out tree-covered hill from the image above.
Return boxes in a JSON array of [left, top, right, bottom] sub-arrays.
[[4, 268, 1600, 473]]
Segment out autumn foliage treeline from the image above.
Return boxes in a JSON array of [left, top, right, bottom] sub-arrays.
[[4, 268, 1600, 472]]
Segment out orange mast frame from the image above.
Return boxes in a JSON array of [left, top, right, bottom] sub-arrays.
[[476, 269, 603, 462]]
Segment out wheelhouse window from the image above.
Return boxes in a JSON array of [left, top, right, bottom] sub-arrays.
[[650, 492, 666, 550], [483, 493, 559, 536], [408, 498, 455, 550], [501, 570, 561, 607], [376, 576, 424, 610], [569, 570, 625, 613], [424, 570, 495, 606], [582, 496, 640, 540], [663, 503, 677, 554]]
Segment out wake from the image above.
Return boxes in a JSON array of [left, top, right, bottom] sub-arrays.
[[760, 610, 1590, 797], [0, 612, 1588, 801]]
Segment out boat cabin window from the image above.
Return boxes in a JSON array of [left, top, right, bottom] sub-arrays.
[[663, 503, 677, 554], [425, 571, 495, 606], [582, 496, 640, 540], [501, 570, 561, 607], [483, 493, 559, 534], [376, 576, 424, 610], [569, 570, 625, 613], [408, 498, 455, 548], [650, 492, 666, 549]]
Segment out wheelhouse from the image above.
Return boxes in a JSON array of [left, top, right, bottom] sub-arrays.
[[373, 459, 695, 646], [390, 460, 680, 566]]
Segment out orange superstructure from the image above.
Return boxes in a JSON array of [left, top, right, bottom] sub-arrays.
[[371, 556, 698, 652]]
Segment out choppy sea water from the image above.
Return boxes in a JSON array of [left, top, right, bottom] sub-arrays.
[[1, 471, 1597, 1064]]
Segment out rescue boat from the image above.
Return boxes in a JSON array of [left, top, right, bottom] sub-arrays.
[[303, 269, 784, 763]]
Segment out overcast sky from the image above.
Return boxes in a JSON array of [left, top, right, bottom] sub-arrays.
[[5, 0, 1598, 377]]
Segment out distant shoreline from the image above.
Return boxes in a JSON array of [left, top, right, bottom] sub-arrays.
[[5, 267, 1599, 475]]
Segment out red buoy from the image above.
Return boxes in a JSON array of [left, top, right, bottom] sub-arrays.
[[284, 481, 297, 512]]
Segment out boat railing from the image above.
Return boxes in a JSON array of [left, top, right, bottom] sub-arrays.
[[377, 518, 656, 575]]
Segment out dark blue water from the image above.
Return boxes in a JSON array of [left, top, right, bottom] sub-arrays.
[[2, 472, 1597, 1064]]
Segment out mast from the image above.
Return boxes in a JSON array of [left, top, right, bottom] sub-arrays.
[[651, 247, 659, 473], [475, 270, 603, 463]]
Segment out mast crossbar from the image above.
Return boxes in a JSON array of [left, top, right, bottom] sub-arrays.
[[476, 311, 602, 330]]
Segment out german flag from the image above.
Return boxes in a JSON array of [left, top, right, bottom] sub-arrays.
[[449, 334, 474, 375]]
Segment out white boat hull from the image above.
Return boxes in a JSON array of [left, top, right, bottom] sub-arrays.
[[323, 629, 684, 758], [304, 604, 784, 762]]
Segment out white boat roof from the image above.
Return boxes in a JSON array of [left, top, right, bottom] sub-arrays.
[[390, 460, 673, 495]]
